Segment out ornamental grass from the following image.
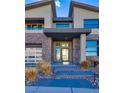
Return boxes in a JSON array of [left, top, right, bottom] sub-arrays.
[[25, 68, 37, 83], [80, 60, 89, 69], [89, 58, 95, 67], [38, 60, 52, 75]]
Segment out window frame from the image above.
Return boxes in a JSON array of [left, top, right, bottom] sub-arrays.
[[25, 23, 44, 30], [56, 23, 71, 28], [86, 40, 99, 56], [84, 19, 99, 28]]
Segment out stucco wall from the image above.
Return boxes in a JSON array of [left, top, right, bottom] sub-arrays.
[[25, 5, 53, 28], [73, 7, 99, 28]]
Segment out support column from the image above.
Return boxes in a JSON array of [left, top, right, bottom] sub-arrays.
[[73, 38, 80, 63], [48, 37, 52, 63], [80, 34, 86, 63]]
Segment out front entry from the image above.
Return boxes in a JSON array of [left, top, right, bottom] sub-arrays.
[[54, 41, 71, 62]]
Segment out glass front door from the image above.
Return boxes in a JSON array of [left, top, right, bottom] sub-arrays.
[[55, 48, 61, 61], [54, 42, 71, 62], [62, 48, 69, 61]]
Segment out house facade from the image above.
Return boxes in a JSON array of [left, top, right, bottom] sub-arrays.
[[25, 0, 99, 64]]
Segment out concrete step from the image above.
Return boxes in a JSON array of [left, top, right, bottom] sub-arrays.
[[52, 64, 80, 70], [55, 70, 95, 76]]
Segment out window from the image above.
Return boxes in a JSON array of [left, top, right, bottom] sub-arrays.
[[25, 24, 44, 30], [56, 42, 61, 47], [25, 47, 42, 63], [25, 19, 44, 30], [56, 23, 70, 28], [55, 42, 69, 47], [84, 19, 99, 28], [61, 43, 69, 47], [86, 41, 98, 56]]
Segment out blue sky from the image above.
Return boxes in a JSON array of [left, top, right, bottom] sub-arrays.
[[25, 0, 99, 17]]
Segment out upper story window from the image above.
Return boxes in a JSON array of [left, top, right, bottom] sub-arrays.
[[86, 40, 99, 56], [25, 24, 44, 30], [84, 19, 99, 28], [56, 23, 70, 28], [25, 19, 44, 30]]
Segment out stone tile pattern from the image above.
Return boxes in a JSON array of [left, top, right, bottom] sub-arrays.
[[25, 33, 52, 62], [87, 34, 99, 40], [87, 56, 99, 61], [72, 38, 80, 63]]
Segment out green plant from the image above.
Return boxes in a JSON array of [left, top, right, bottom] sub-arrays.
[[80, 60, 89, 69], [38, 60, 51, 75], [25, 68, 37, 83]]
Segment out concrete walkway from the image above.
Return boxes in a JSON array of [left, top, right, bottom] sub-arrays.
[[25, 86, 99, 93]]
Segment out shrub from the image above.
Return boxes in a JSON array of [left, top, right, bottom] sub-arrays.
[[94, 61, 99, 67], [89, 58, 95, 67], [25, 68, 37, 83], [38, 60, 52, 75], [80, 60, 89, 69]]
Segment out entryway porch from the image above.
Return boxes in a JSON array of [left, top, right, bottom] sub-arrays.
[[44, 28, 91, 63]]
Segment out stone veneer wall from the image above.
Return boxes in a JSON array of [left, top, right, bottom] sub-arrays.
[[72, 38, 80, 63], [25, 33, 52, 62]]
